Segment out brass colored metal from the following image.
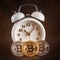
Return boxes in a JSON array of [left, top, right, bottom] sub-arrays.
[[22, 41, 39, 57]]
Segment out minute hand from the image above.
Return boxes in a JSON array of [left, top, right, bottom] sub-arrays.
[[29, 28, 35, 34]]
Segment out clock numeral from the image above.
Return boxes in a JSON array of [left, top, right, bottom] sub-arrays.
[[26, 23, 30, 26], [32, 24, 34, 27], [19, 29, 23, 32], [17, 33, 20, 36], [38, 32, 40, 35], [22, 25, 25, 28], [20, 38, 22, 40], [36, 27, 39, 31], [36, 37, 39, 40]]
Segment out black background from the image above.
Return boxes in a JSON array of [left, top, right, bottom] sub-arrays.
[[0, 0, 60, 60]]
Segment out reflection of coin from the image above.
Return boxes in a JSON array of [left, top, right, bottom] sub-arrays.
[[11, 41, 23, 57], [22, 41, 39, 57], [37, 41, 49, 56]]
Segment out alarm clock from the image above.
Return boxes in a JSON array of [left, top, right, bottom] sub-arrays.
[[11, 4, 46, 42], [11, 4, 49, 57]]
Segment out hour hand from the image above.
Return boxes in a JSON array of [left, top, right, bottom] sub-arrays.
[[24, 30, 30, 36]]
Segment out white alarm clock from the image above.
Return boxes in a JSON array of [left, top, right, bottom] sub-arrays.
[[11, 4, 46, 43], [11, 4, 50, 57]]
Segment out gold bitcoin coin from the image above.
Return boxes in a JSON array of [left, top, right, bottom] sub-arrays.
[[22, 41, 39, 57]]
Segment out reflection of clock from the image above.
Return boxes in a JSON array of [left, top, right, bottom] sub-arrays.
[[11, 18, 46, 42]]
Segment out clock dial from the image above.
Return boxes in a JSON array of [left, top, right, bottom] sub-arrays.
[[11, 18, 46, 42], [13, 21, 42, 42]]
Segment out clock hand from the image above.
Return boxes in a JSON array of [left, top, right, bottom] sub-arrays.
[[24, 30, 30, 36], [29, 28, 35, 41], [24, 30, 30, 40], [29, 27, 35, 34]]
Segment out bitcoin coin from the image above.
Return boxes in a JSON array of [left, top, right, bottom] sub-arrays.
[[11, 41, 23, 57], [22, 41, 39, 57], [36, 41, 49, 56]]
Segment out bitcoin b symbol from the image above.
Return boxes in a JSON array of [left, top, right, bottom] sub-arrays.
[[22, 41, 39, 57], [11, 41, 23, 57], [37, 41, 49, 56], [16, 45, 22, 52]]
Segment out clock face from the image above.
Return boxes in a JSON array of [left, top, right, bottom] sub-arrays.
[[11, 18, 46, 42]]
